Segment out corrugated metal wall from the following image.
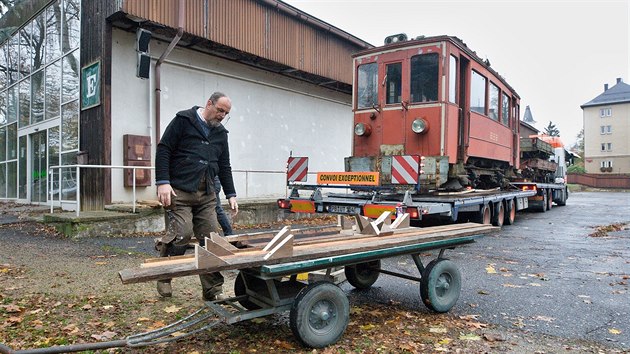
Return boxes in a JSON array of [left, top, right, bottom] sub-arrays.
[[122, 0, 359, 84]]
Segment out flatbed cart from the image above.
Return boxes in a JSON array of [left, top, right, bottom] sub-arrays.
[[1, 220, 492, 353]]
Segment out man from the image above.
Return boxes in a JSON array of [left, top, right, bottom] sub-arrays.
[[214, 176, 234, 236], [154, 91, 238, 301]]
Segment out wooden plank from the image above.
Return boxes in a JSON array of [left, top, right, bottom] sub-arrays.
[[263, 234, 294, 261], [195, 245, 228, 269], [204, 237, 234, 257], [354, 214, 370, 232], [141, 256, 194, 268], [391, 213, 410, 229], [119, 223, 496, 284], [224, 225, 341, 243], [262, 226, 291, 252], [210, 232, 238, 251], [374, 211, 392, 228], [143, 254, 192, 264]]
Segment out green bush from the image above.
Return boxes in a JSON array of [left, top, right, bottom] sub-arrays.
[[567, 165, 586, 174]]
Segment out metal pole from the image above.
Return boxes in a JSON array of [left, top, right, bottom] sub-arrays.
[[245, 170, 249, 198], [132, 168, 136, 213], [49, 168, 53, 213], [75, 166, 80, 217], [58, 167, 62, 212]]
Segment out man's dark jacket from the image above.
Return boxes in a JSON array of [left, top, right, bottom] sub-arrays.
[[155, 106, 236, 197]]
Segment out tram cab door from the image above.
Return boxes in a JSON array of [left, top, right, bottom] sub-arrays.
[[380, 60, 406, 152], [457, 56, 470, 162]]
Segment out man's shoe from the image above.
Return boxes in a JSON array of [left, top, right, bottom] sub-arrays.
[[157, 280, 172, 297], [202, 292, 227, 301]]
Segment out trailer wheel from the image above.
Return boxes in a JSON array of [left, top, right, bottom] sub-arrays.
[[492, 201, 505, 228], [234, 272, 261, 310], [420, 259, 461, 313], [547, 190, 553, 210], [344, 260, 380, 289], [290, 282, 349, 348], [540, 191, 548, 212], [474, 204, 491, 224], [504, 199, 516, 225], [556, 188, 567, 206]]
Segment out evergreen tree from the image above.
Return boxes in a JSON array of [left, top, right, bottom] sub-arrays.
[[544, 121, 560, 137]]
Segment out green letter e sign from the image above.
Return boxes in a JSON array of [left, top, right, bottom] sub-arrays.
[[81, 61, 101, 110]]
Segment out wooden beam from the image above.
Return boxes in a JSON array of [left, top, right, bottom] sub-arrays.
[[204, 237, 234, 257], [195, 245, 228, 269], [391, 213, 411, 229], [263, 234, 294, 261], [354, 214, 370, 232], [262, 226, 291, 252], [210, 232, 238, 251], [119, 223, 497, 284], [374, 211, 392, 229]]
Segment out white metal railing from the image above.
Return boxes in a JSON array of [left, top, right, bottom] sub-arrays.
[[47, 165, 324, 217], [49, 164, 155, 217]]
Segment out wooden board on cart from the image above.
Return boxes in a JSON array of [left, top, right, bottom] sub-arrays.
[[119, 212, 496, 285]]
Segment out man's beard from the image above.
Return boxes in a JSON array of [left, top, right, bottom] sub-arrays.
[[208, 118, 222, 127]]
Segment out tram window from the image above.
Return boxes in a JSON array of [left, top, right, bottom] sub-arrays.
[[357, 63, 378, 109], [470, 70, 486, 114], [449, 55, 457, 103], [489, 83, 499, 120], [410, 53, 438, 103], [501, 92, 509, 126], [386, 62, 402, 104]]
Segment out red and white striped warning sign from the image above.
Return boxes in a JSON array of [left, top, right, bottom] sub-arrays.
[[391, 155, 420, 184], [287, 157, 308, 182]]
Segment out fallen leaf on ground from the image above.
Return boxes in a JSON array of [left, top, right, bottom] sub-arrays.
[[359, 324, 376, 331], [0, 304, 22, 313], [459, 333, 481, 341], [429, 327, 447, 333], [163, 305, 181, 313], [91, 331, 117, 341], [485, 265, 497, 274], [483, 333, 505, 342], [609, 328, 621, 335]]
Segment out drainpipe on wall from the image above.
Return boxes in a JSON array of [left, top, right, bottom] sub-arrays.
[[155, 0, 185, 144]]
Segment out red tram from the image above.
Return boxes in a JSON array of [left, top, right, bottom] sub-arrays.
[[347, 34, 521, 191]]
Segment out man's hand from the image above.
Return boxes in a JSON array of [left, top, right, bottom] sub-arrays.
[[228, 196, 239, 216], [157, 184, 177, 207]]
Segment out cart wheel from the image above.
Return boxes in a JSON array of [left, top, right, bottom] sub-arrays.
[[420, 259, 461, 313], [504, 198, 516, 225], [234, 272, 261, 310], [491, 201, 505, 228], [289, 282, 349, 348], [344, 260, 380, 289]]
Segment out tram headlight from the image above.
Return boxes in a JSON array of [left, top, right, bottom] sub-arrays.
[[354, 122, 372, 136], [411, 118, 429, 134]]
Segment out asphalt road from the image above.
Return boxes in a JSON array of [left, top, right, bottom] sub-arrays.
[[2, 191, 628, 351], [344, 191, 630, 349]]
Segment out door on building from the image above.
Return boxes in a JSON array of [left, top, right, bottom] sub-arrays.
[[30, 131, 47, 203]]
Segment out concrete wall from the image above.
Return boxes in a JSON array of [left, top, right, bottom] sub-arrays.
[[583, 102, 630, 174], [110, 29, 353, 203]]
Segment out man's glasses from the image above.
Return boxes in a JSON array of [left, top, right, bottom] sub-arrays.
[[216, 107, 230, 116]]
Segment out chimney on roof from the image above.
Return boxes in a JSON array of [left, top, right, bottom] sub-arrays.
[[604, 83, 608, 91], [616, 77, 623, 84]]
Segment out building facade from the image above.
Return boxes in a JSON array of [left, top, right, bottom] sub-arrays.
[[0, 0, 372, 210], [581, 78, 630, 174]]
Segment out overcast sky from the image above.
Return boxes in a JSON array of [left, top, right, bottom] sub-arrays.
[[283, 0, 630, 146]]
